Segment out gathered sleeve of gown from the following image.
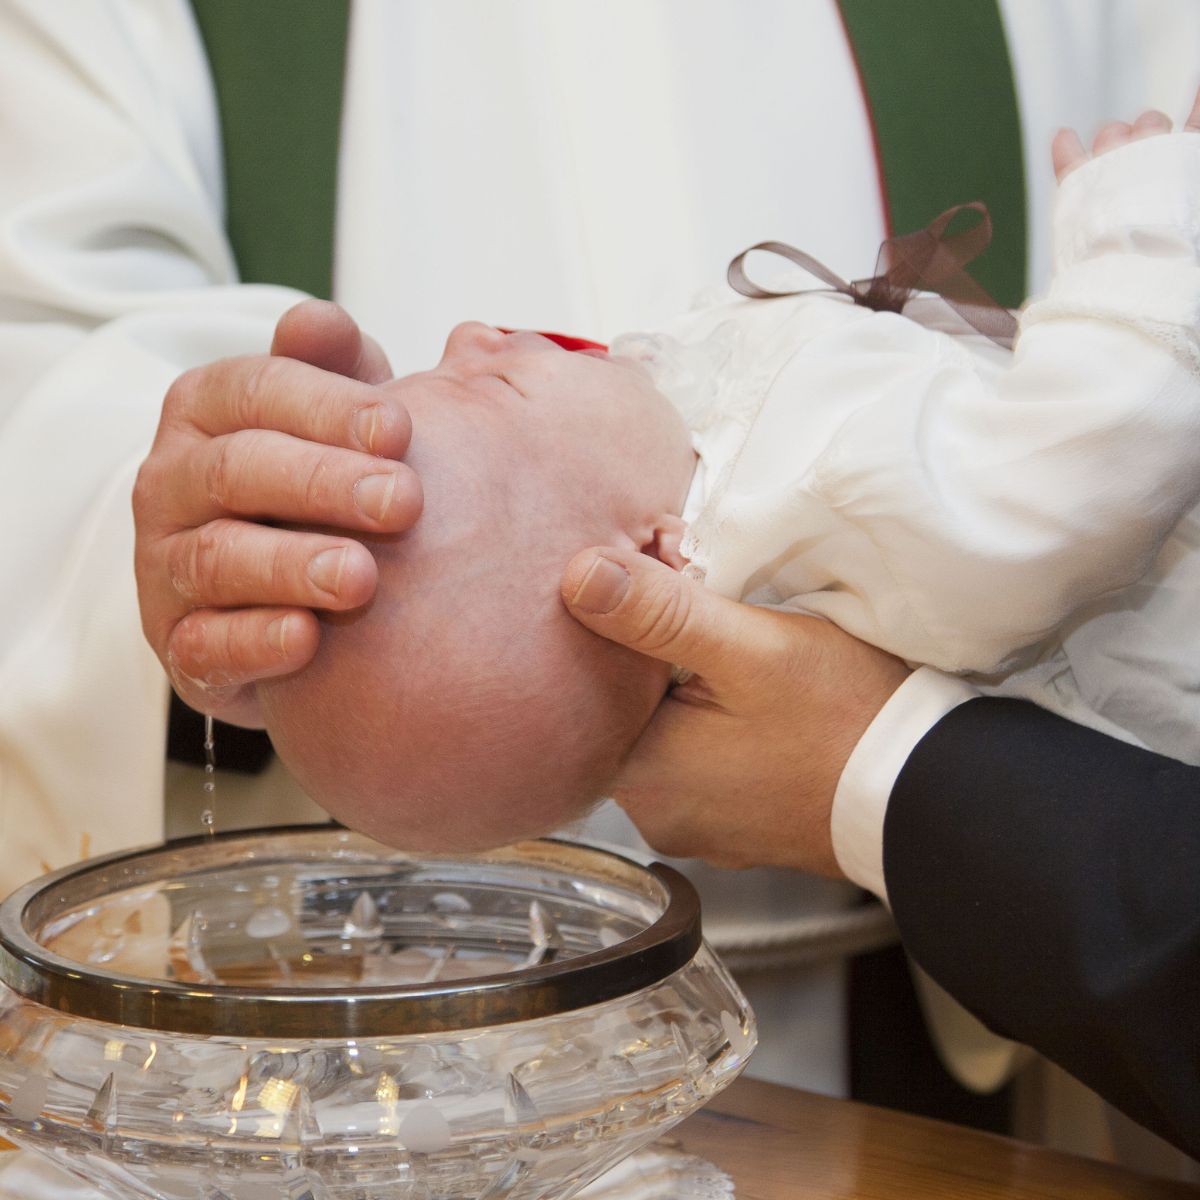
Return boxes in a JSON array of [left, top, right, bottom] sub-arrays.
[[661, 132, 1200, 677]]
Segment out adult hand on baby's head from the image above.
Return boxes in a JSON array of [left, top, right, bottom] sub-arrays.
[[560, 548, 910, 876], [133, 300, 422, 728], [1052, 83, 1200, 181]]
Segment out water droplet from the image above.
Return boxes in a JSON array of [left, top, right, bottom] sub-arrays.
[[202, 714, 216, 834], [429, 891, 471, 913]]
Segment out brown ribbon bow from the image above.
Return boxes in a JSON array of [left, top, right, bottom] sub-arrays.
[[727, 202, 1018, 349]]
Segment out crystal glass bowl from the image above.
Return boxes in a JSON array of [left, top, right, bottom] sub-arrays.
[[0, 828, 755, 1199]]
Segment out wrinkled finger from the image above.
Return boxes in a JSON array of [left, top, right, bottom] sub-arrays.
[[165, 519, 379, 611], [1130, 109, 1172, 140], [1091, 120, 1133, 157], [168, 427, 422, 530], [165, 355, 412, 459], [168, 607, 321, 699], [561, 545, 786, 686], [1051, 127, 1088, 181], [167, 673, 257, 727], [1186, 84, 1200, 132], [272, 299, 393, 384]]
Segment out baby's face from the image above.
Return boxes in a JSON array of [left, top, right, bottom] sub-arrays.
[[258, 324, 696, 851], [411, 323, 691, 509]]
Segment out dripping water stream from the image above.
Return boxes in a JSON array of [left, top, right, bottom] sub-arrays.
[[201, 713, 215, 837]]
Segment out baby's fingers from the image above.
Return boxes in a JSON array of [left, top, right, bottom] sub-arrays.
[[1131, 109, 1172, 140], [1052, 127, 1087, 181], [1092, 120, 1133, 157], [1054, 108, 1176, 184]]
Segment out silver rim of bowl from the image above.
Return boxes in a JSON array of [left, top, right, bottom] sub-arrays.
[[0, 827, 702, 1039]]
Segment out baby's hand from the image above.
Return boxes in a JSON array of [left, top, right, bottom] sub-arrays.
[[1052, 83, 1200, 182]]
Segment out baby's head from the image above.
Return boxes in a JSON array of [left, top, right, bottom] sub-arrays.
[[258, 323, 696, 850]]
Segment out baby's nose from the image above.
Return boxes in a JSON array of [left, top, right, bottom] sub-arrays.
[[439, 321, 507, 365]]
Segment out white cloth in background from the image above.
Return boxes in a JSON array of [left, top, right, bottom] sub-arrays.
[[0, 0, 308, 900]]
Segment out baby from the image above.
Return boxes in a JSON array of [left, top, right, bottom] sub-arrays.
[[258, 327, 697, 849], [259, 114, 1200, 850]]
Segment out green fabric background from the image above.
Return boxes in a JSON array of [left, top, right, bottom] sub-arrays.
[[189, 0, 350, 300], [837, 0, 1027, 306]]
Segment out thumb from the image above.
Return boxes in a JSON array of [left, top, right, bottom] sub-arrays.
[[271, 299, 393, 383], [561, 546, 764, 679]]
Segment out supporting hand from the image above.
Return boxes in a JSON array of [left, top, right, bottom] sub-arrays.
[[134, 300, 422, 727], [561, 548, 910, 874]]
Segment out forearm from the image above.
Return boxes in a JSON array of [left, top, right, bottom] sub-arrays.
[[883, 697, 1200, 1158]]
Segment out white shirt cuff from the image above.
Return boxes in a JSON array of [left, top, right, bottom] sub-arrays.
[[830, 667, 979, 904]]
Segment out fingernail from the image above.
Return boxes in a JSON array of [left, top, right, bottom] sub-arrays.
[[308, 547, 346, 596], [354, 473, 398, 522], [570, 555, 629, 614], [267, 615, 291, 657], [353, 404, 384, 453]]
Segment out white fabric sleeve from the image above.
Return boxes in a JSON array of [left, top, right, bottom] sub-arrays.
[[830, 668, 978, 902], [800, 133, 1200, 674], [0, 2, 305, 897]]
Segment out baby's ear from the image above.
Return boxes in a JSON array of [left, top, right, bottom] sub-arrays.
[[641, 514, 689, 571]]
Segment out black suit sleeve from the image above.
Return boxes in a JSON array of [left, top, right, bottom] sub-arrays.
[[883, 697, 1200, 1158]]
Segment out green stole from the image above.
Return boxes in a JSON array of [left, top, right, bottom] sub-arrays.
[[837, 0, 1026, 305], [190, 0, 350, 301], [190, 0, 1026, 308]]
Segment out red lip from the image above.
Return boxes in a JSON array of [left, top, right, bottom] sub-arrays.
[[497, 328, 609, 354]]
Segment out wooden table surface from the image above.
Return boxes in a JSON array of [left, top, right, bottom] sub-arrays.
[[668, 1077, 1199, 1199]]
